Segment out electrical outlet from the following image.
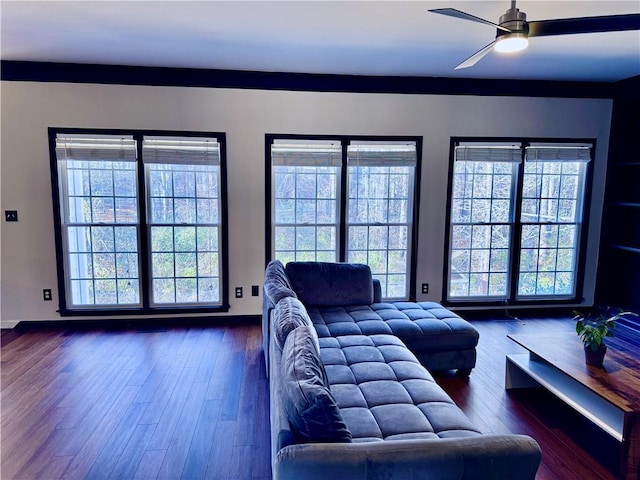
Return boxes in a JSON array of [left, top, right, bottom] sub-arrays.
[[421, 283, 429, 294], [251, 285, 259, 297], [43, 289, 52, 301], [5, 210, 18, 222], [235, 286, 243, 298]]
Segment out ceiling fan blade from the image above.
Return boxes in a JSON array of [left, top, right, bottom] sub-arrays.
[[529, 13, 640, 37], [429, 8, 511, 32], [454, 40, 496, 70]]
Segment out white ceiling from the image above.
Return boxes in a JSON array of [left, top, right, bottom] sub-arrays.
[[2, 1, 639, 82]]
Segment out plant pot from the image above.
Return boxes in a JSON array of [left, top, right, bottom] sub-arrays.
[[584, 344, 607, 367]]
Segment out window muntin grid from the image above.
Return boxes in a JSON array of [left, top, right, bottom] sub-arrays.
[[53, 132, 225, 312], [146, 162, 221, 305], [446, 141, 591, 303], [448, 160, 516, 298], [60, 158, 141, 306], [517, 160, 586, 297], [273, 165, 339, 263], [347, 165, 413, 299], [269, 137, 418, 301]]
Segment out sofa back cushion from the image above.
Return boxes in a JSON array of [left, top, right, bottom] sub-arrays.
[[273, 297, 315, 351], [285, 262, 374, 307], [281, 325, 352, 443], [264, 260, 297, 305]]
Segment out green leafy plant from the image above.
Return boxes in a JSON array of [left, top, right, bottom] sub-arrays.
[[574, 307, 638, 352]]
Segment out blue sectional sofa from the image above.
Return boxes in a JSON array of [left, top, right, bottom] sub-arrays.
[[263, 260, 541, 480]]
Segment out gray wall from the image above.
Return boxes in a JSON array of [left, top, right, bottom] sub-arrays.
[[0, 81, 613, 327]]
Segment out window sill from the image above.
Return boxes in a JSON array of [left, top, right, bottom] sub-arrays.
[[57, 304, 231, 317]]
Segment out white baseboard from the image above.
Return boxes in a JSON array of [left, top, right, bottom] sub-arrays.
[[1, 320, 20, 329]]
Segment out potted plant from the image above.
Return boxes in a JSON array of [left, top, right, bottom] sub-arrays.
[[574, 307, 638, 367]]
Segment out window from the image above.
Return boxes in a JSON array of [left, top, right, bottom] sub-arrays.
[[347, 142, 416, 298], [518, 144, 590, 297], [271, 140, 341, 263], [446, 139, 592, 303], [268, 136, 420, 300], [50, 129, 228, 314], [448, 143, 520, 299]]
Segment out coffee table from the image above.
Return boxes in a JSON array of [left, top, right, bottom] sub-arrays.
[[506, 333, 640, 480]]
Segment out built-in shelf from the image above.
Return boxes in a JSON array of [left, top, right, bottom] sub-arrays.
[[609, 244, 640, 254], [597, 94, 640, 312], [609, 202, 640, 208]]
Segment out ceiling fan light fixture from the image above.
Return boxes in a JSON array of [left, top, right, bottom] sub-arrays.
[[429, 1, 640, 69], [494, 33, 529, 53]]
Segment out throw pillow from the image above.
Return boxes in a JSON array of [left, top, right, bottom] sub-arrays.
[[281, 326, 352, 443], [273, 297, 315, 351], [264, 260, 297, 305]]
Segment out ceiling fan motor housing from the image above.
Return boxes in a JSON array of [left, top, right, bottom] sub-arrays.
[[497, 7, 529, 37]]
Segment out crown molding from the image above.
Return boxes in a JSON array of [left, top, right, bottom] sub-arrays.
[[1, 60, 620, 99]]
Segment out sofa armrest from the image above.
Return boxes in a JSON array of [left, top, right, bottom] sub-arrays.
[[262, 287, 276, 377], [274, 435, 541, 480], [372, 279, 382, 303]]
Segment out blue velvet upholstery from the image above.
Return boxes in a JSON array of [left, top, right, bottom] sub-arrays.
[[263, 260, 298, 376], [281, 326, 352, 444], [265, 260, 297, 305], [308, 302, 478, 372], [319, 334, 480, 443], [273, 297, 316, 351], [286, 262, 373, 307], [372, 279, 382, 304], [265, 261, 541, 479]]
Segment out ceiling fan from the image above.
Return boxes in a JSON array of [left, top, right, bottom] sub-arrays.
[[429, 1, 640, 69]]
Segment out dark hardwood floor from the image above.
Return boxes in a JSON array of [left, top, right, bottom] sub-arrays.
[[1, 317, 620, 480]]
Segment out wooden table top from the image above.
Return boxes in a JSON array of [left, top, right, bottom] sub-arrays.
[[508, 333, 640, 413]]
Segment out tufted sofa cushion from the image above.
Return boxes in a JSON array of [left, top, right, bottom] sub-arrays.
[[308, 302, 479, 353], [318, 334, 481, 443], [285, 262, 374, 307], [282, 326, 352, 443]]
